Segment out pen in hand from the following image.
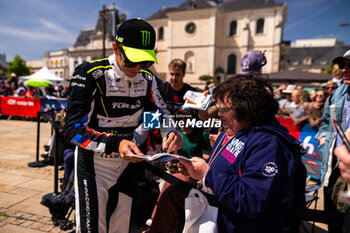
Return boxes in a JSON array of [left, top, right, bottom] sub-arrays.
[[333, 120, 350, 151]]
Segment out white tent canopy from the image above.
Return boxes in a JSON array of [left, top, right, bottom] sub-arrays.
[[20, 66, 64, 82]]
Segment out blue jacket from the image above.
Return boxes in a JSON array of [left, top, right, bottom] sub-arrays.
[[205, 118, 303, 233], [315, 84, 349, 185]]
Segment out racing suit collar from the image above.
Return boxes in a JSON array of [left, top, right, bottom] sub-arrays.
[[108, 54, 138, 82]]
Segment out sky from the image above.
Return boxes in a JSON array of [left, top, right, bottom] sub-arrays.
[[1, 0, 349, 62]]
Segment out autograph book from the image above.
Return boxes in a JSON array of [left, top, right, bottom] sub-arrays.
[[127, 153, 191, 163], [183, 90, 213, 111]]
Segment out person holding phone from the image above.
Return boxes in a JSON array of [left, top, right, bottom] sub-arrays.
[[334, 126, 350, 183], [334, 126, 350, 233], [316, 50, 350, 233]]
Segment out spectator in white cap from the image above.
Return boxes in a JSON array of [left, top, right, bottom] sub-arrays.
[[277, 84, 295, 116], [240, 50, 267, 74]]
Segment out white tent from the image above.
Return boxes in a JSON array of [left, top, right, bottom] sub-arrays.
[[21, 66, 64, 82]]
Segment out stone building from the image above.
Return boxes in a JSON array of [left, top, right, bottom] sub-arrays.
[[0, 54, 8, 79], [42, 0, 287, 87], [147, 0, 286, 86], [281, 38, 350, 73]]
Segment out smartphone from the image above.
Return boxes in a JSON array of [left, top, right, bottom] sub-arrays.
[[165, 159, 180, 172], [332, 120, 350, 151]]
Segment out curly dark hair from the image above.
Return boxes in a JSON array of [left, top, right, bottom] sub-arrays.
[[213, 74, 278, 125]]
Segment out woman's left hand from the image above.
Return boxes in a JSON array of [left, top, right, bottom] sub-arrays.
[[178, 157, 210, 180]]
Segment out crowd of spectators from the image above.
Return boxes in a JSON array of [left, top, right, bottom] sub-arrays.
[[0, 73, 68, 98], [275, 84, 332, 129], [5, 44, 349, 232], [141, 50, 349, 233]]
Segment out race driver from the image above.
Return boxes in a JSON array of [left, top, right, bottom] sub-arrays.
[[64, 18, 182, 233]]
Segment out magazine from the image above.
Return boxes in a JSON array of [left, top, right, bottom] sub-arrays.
[[183, 90, 213, 111], [127, 153, 191, 163]]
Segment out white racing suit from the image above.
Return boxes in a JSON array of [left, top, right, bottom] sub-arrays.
[[64, 54, 174, 233]]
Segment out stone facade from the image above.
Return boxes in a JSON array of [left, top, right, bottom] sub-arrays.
[[147, 0, 286, 87], [42, 1, 287, 87]]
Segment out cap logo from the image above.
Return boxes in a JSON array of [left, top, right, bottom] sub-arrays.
[[141, 30, 151, 47], [117, 36, 124, 43]]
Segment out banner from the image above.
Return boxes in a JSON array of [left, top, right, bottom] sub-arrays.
[[277, 117, 322, 179], [41, 98, 67, 112], [0, 96, 41, 117]]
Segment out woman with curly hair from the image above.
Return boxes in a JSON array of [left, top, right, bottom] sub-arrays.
[[146, 74, 305, 233]]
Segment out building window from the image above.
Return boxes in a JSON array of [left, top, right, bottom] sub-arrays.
[[158, 27, 164, 40], [229, 21, 237, 36], [303, 57, 313, 65], [320, 60, 327, 65], [256, 18, 264, 34], [184, 51, 195, 73], [185, 22, 196, 34], [74, 61, 78, 67], [227, 54, 236, 74]]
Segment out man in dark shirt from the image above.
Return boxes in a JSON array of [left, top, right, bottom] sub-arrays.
[[158, 59, 197, 114]]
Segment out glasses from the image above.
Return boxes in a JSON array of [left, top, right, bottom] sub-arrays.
[[338, 63, 350, 69], [316, 94, 324, 98], [326, 86, 337, 90], [118, 47, 154, 68], [215, 104, 231, 114]]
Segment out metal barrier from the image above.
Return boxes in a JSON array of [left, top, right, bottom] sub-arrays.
[[28, 110, 55, 168]]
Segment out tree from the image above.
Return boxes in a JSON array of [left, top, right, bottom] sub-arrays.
[[323, 62, 333, 75], [6, 55, 30, 77], [199, 75, 213, 82]]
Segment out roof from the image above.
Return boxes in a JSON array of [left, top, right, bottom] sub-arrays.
[[267, 69, 331, 83], [74, 6, 120, 47], [288, 45, 350, 66], [219, 0, 283, 13], [148, 0, 282, 20], [74, 29, 94, 47]]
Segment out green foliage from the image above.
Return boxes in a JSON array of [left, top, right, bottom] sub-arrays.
[[6, 55, 30, 77], [323, 62, 333, 75], [199, 75, 213, 82]]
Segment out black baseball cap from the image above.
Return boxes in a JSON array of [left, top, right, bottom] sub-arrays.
[[332, 50, 350, 64], [116, 18, 157, 63]]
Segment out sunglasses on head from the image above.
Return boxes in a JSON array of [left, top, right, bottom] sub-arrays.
[[118, 47, 154, 69], [338, 62, 350, 69]]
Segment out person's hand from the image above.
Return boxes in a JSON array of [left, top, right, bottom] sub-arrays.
[[178, 157, 210, 180], [318, 136, 326, 145], [162, 132, 183, 153], [334, 145, 350, 183], [345, 128, 350, 141], [118, 139, 144, 163], [274, 84, 286, 94]]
